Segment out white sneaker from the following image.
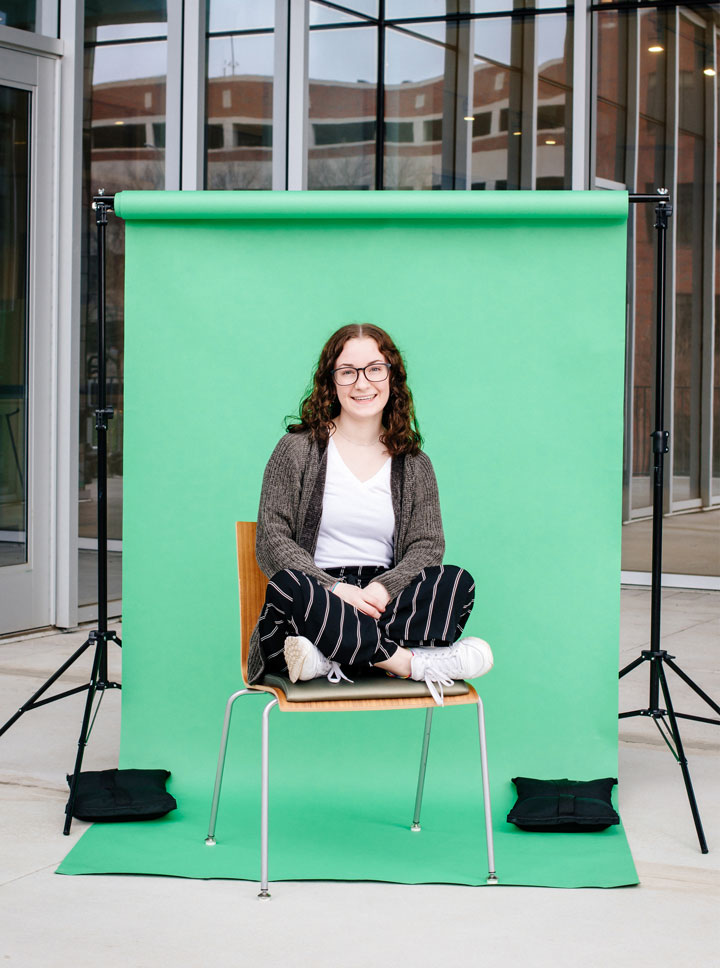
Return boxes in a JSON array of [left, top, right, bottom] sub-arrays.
[[283, 636, 353, 685], [410, 637, 493, 705]]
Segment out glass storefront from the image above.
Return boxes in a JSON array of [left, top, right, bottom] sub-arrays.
[[79, 4, 168, 605], [67, 0, 720, 613]]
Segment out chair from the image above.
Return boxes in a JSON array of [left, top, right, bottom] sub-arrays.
[[205, 521, 497, 896]]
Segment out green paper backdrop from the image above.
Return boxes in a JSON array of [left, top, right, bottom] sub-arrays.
[[59, 191, 637, 887]]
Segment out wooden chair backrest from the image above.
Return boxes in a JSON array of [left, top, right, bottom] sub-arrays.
[[236, 521, 269, 682]]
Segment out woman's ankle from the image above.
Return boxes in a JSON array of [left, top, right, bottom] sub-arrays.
[[374, 647, 412, 678]]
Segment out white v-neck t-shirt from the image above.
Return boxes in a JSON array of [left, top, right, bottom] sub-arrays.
[[314, 437, 395, 569]]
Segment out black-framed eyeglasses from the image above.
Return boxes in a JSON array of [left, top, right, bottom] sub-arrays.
[[332, 363, 391, 386]]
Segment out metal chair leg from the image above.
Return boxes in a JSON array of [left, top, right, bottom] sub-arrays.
[[205, 689, 252, 845], [411, 708, 434, 831], [476, 696, 498, 884], [258, 698, 278, 898]]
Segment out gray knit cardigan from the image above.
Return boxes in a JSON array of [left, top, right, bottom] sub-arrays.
[[246, 430, 445, 684]]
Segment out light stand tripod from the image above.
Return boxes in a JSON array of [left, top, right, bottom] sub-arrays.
[[0, 191, 121, 835], [621, 190, 720, 854]]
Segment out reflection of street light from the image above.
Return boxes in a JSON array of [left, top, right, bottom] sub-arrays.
[[545, 139, 556, 145], [648, 13, 664, 53], [704, 67, 716, 77], [464, 116, 474, 121], [512, 131, 521, 136], [114, 120, 124, 125]]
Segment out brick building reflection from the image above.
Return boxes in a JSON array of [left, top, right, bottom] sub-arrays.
[[87, 54, 704, 494], [88, 60, 569, 191]]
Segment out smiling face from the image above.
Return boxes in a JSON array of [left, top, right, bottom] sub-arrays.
[[333, 337, 391, 423]]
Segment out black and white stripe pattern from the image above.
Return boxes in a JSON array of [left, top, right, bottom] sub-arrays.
[[257, 564, 475, 678]]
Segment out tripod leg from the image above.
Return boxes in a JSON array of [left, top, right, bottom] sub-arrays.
[[657, 662, 709, 853], [63, 639, 106, 836], [663, 657, 720, 719], [0, 637, 93, 739], [619, 653, 646, 680]]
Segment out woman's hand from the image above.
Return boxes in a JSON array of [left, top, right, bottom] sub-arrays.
[[363, 581, 391, 613], [331, 581, 390, 620]]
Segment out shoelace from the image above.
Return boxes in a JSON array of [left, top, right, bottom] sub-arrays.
[[327, 661, 353, 684], [422, 664, 455, 706]]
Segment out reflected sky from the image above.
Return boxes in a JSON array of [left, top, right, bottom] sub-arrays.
[[208, 0, 274, 33], [309, 26, 377, 83], [207, 33, 275, 79], [91, 41, 168, 84]]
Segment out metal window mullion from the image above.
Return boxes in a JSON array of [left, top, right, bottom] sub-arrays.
[[375, 0, 385, 190], [287, 0, 309, 191], [700, 19, 717, 508], [588, 8, 598, 188], [36, 0, 59, 38], [181, 0, 207, 190], [458, 9, 475, 190], [272, 0, 290, 189], [624, 7, 640, 522], [521, 13, 537, 188], [571, 0, 589, 188], [55, 0, 84, 628], [165, 0, 184, 190], [664, 6, 679, 513]]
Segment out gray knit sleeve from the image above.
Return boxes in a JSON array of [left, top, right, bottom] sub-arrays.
[[255, 434, 336, 587], [375, 451, 445, 600]]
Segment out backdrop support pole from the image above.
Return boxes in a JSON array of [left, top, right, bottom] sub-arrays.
[[620, 190, 720, 854], [0, 191, 122, 834]]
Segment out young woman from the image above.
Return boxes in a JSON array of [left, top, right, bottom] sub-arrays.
[[246, 323, 492, 705]]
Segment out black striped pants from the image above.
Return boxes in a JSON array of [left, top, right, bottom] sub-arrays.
[[258, 564, 475, 677]]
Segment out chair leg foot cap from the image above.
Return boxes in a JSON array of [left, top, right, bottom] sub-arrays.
[[258, 890, 271, 899], [486, 873, 498, 885], [204, 837, 216, 846], [410, 823, 421, 832]]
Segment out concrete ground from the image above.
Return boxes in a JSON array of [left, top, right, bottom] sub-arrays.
[[0, 588, 718, 968]]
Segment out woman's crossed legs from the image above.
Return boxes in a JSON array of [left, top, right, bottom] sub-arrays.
[[257, 565, 476, 679]]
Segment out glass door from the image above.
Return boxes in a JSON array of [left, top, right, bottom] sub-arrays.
[[0, 48, 54, 633], [0, 85, 29, 572]]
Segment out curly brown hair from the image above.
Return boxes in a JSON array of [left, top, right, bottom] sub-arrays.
[[287, 323, 423, 456]]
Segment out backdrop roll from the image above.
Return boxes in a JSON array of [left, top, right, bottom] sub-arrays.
[[59, 190, 637, 887]]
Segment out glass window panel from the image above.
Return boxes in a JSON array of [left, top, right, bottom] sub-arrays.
[[84, 0, 167, 41], [384, 22, 452, 190], [595, 10, 628, 184], [0, 86, 30, 567], [0, 2, 35, 31], [673, 16, 706, 502], [638, 9, 666, 123], [386, 1, 455, 18], [308, 25, 377, 189], [632, 114, 666, 511], [79, 39, 167, 603], [385, 1, 511, 17], [208, 0, 274, 33], [206, 33, 274, 190], [310, 2, 375, 26], [473, 18, 523, 190], [535, 13, 572, 189]]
